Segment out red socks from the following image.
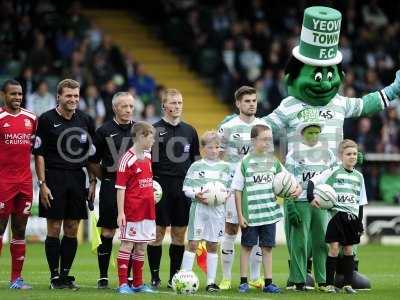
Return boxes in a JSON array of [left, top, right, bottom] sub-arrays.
[[132, 253, 144, 288], [10, 239, 26, 282], [117, 250, 130, 286]]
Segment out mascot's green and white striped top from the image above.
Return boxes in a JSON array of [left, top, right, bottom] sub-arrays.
[[263, 92, 389, 155]]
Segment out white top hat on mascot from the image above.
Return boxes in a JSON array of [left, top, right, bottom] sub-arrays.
[[292, 6, 343, 67]]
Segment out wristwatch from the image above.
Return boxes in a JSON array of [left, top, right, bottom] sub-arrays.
[[37, 180, 46, 187]]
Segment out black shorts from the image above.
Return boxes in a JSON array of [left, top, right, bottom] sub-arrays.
[[154, 175, 191, 227], [97, 177, 118, 229], [39, 169, 88, 220], [241, 223, 276, 247], [325, 211, 361, 246]]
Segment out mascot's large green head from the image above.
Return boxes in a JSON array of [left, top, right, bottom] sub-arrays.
[[285, 6, 345, 106]]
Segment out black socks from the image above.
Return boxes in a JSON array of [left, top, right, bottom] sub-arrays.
[[97, 235, 113, 278]]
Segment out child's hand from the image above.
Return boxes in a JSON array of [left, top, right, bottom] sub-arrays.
[[290, 184, 302, 198], [196, 190, 209, 205], [117, 213, 126, 227], [239, 215, 248, 228], [310, 196, 321, 208]]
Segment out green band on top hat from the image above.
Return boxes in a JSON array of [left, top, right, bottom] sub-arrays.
[[299, 41, 339, 60]]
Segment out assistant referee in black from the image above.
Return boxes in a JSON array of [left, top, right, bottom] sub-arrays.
[[148, 88, 200, 288], [88, 92, 134, 289], [33, 79, 96, 290]]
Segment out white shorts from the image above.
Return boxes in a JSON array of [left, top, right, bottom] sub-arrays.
[[225, 193, 238, 224], [119, 219, 156, 243], [187, 202, 225, 243]]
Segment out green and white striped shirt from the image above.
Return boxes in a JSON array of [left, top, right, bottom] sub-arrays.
[[231, 153, 284, 226], [311, 165, 368, 216], [183, 159, 231, 203], [218, 115, 269, 173], [286, 142, 336, 202], [264, 94, 365, 153]]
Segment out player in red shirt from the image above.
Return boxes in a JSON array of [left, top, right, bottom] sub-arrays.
[[0, 79, 37, 289], [115, 121, 156, 294]]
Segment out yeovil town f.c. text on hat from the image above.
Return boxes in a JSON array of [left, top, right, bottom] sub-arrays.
[[292, 6, 342, 66]]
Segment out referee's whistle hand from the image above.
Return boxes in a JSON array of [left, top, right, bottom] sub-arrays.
[[39, 185, 53, 208], [87, 184, 96, 203]]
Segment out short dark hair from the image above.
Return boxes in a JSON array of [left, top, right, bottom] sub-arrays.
[[57, 79, 80, 95], [1, 79, 21, 93], [251, 124, 270, 139], [234, 86, 256, 102]]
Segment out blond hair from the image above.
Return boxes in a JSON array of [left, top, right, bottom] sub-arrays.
[[339, 139, 358, 154], [57, 79, 80, 95], [131, 121, 154, 141], [200, 130, 221, 147], [161, 88, 182, 104]]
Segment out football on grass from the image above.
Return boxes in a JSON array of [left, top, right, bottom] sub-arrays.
[[171, 270, 199, 294]]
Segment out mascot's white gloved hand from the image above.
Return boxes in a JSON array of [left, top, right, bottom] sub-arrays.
[[383, 70, 400, 101]]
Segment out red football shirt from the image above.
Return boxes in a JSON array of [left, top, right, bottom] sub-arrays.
[[115, 149, 155, 222], [0, 108, 37, 183]]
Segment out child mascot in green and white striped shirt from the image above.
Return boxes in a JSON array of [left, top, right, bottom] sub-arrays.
[[285, 121, 336, 291], [181, 131, 231, 292], [232, 124, 301, 294], [308, 139, 367, 294]]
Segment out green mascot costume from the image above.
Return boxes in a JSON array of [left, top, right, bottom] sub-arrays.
[[263, 6, 400, 290]]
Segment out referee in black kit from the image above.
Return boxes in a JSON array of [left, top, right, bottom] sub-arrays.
[[33, 79, 96, 290], [88, 92, 134, 289], [148, 88, 200, 288]]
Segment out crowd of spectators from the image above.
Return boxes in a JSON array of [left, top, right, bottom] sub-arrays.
[[1, 0, 400, 202], [141, 0, 400, 203], [0, 0, 161, 126]]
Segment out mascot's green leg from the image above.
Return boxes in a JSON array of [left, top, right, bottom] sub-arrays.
[[284, 200, 291, 254], [288, 202, 311, 284], [310, 206, 329, 284]]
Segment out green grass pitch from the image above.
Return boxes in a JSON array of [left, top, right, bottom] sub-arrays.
[[0, 243, 398, 299]]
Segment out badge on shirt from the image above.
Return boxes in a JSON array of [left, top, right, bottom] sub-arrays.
[[80, 133, 87, 143], [34, 136, 42, 149], [24, 119, 32, 128], [184, 144, 191, 153]]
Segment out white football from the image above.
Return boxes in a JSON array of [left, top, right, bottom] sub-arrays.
[[153, 180, 163, 203], [314, 184, 337, 209], [171, 270, 199, 294], [273, 172, 298, 197], [202, 181, 228, 206], [212, 181, 229, 206]]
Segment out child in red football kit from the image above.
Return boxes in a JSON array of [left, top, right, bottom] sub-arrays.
[[115, 121, 156, 294]]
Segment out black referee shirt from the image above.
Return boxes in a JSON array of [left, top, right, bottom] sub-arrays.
[[33, 108, 95, 170], [152, 118, 199, 178], [89, 119, 134, 175]]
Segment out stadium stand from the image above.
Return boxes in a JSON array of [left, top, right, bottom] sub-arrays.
[[1, 0, 400, 202]]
